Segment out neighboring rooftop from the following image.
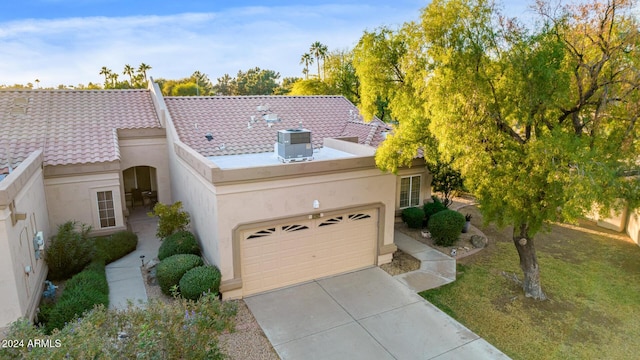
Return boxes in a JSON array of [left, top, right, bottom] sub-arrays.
[[164, 95, 390, 157], [0, 90, 162, 169]]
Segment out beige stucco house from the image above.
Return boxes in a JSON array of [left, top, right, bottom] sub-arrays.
[[0, 82, 433, 327], [0, 89, 170, 327]]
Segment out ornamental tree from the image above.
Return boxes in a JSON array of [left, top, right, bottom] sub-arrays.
[[361, 0, 640, 299]]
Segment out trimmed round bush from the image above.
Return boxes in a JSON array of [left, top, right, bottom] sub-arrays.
[[427, 209, 465, 247], [179, 265, 222, 300], [423, 201, 447, 222], [156, 254, 204, 295], [401, 207, 425, 229], [158, 231, 201, 261]]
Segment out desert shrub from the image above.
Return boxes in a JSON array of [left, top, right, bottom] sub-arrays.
[[45, 221, 95, 280], [94, 231, 138, 264], [36, 302, 54, 327], [157, 254, 204, 295], [148, 201, 191, 239], [0, 293, 236, 360], [63, 261, 109, 295], [46, 261, 109, 333], [401, 207, 425, 229], [428, 209, 465, 247], [47, 289, 108, 333], [179, 265, 222, 300], [158, 231, 201, 261], [423, 197, 447, 222]]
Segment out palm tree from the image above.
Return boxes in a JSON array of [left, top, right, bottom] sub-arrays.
[[123, 64, 135, 86], [299, 53, 314, 80], [309, 42, 328, 79], [138, 63, 152, 83], [108, 72, 119, 88], [99, 66, 112, 85]]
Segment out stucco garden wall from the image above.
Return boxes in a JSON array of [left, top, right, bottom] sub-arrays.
[[0, 151, 50, 328], [626, 208, 639, 246], [148, 81, 222, 271]]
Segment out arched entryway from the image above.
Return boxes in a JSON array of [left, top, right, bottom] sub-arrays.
[[123, 166, 158, 209]]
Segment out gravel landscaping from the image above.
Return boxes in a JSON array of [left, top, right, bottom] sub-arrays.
[[142, 266, 278, 359]]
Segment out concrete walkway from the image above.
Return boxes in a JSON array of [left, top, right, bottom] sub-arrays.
[[394, 230, 457, 292], [105, 209, 160, 309], [246, 267, 510, 359]]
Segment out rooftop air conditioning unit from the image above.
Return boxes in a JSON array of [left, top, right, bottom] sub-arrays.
[[276, 129, 313, 162]]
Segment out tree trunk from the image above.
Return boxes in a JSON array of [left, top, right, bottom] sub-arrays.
[[513, 223, 546, 300]]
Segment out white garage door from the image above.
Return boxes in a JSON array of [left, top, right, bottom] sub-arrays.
[[241, 208, 378, 296]]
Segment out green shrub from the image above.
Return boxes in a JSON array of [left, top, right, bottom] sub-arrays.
[[63, 262, 109, 295], [46, 289, 108, 333], [94, 231, 138, 264], [45, 221, 95, 280], [46, 261, 109, 333], [428, 209, 465, 247], [179, 265, 222, 300], [423, 198, 447, 222], [1, 293, 236, 360], [402, 207, 425, 229], [158, 231, 201, 261], [157, 254, 204, 295], [148, 201, 191, 239]]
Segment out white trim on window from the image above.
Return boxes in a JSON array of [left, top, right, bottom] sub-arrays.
[[399, 175, 421, 209], [96, 190, 116, 228]]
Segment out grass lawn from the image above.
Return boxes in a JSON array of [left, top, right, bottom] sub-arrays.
[[421, 206, 640, 360]]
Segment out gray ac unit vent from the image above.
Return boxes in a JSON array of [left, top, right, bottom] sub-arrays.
[[276, 129, 313, 162]]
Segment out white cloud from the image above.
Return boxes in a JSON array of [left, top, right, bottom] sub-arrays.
[[0, 4, 421, 87]]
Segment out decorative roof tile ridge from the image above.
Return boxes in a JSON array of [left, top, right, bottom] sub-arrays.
[[112, 128, 121, 161], [364, 122, 379, 146], [346, 118, 375, 126]]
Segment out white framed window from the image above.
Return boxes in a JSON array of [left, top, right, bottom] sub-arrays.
[[400, 175, 421, 208], [97, 191, 116, 228]]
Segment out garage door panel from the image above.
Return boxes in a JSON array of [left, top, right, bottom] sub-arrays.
[[241, 208, 378, 296]]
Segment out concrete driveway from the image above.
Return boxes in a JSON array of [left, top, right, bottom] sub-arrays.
[[245, 267, 510, 360]]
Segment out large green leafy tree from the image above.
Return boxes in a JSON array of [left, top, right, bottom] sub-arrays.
[[368, 0, 640, 299], [323, 49, 361, 105]]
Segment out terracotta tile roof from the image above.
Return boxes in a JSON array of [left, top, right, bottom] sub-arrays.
[[0, 90, 161, 168], [165, 95, 389, 156]]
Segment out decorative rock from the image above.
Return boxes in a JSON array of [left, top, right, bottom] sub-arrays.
[[471, 235, 487, 248], [421, 230, 431, 239]]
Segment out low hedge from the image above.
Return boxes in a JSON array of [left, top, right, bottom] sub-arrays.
[[179, 265, 222, 300], [62, 262, 109, 295], [402, 207, 425, 229], [94, 231, 138, 264], [158, 231, 201, 261], [428, 209, 465, 247], [156, 254, 204, 295], [46, 261, 109, 333]]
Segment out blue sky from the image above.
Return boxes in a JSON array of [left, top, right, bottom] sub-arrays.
[[0, 0, 537, 88]]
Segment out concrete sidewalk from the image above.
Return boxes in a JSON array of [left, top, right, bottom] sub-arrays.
[[246, 267, 510, 359], [105, 209, 160, 309]]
